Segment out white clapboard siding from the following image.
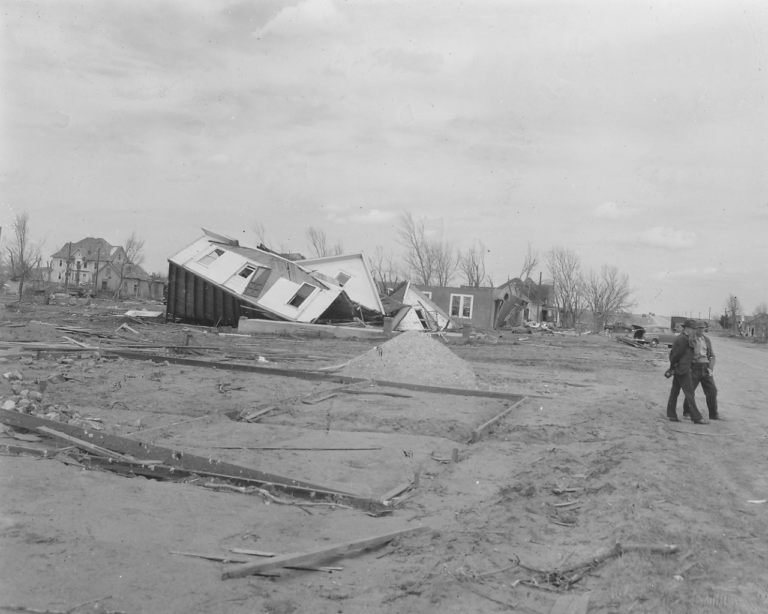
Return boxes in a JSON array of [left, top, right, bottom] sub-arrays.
[[299, 255, 382, 313], [185, 251, 248, 285], [258, 277, 341, 322], [169, 237, 211, 266]]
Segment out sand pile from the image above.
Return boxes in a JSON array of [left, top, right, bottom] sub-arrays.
[[340, 331, 479, 389]]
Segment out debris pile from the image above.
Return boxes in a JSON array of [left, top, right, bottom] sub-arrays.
[[340, 331, 479, 389], [1, 371, 104, 429]]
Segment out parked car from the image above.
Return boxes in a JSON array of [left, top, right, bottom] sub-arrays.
[[605, 322, 633, 333], [630, 325, 678, 348]]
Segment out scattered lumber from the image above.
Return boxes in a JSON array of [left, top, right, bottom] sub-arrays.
[[222, 526, 429, 579], [470, 397, 529, 443], [2, 409, 389, 513], [522, 542, 679, 590]]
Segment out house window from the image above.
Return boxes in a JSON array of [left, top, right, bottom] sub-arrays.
[[288, 283, 316, 308], [335, 271, 352, 286], [238, 265, 257, 279], [198, 248, 225, 266], [59, 260, 62, 266], [422, 291, 432, 300], [133, 282, 138, 292], [58, 273, 61, 280], [450, 294, 473, 319]]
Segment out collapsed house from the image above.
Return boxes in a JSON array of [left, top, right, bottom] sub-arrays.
[[383, 281, 457, 332], [166, 230, 384, 327]]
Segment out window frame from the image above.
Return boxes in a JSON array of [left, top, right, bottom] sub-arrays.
[[450, 293, 474, 319], [198, 248, 225, 267], [335, 271, 352, 287], [237, 265, 258, 280], [287, 283, 317, 308]]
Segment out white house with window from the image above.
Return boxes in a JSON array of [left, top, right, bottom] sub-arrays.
[[167, 230, 385, 326]]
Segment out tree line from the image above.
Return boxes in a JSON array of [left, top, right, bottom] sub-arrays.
[[260, 212, 635, 330]]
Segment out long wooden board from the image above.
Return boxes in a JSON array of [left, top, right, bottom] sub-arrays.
[[0, 409, 385, 514], [470, 397, 528, 443], [106, 350, 530, 401], [222, 526, 429, 579]]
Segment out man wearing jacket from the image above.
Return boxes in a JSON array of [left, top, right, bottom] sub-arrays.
[[666, 318, 708, 424], [682, 320, 720, 420]]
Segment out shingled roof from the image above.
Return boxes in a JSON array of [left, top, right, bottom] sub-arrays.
[[51, 237, 120, 261]]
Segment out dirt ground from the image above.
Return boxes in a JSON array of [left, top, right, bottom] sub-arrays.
[[1, 298, 768, 614]]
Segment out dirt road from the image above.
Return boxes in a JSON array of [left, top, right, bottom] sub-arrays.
[[1, 304, 767, 614]]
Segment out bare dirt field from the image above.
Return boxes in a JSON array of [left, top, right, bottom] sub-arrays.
[[1, 298, 767, 614]]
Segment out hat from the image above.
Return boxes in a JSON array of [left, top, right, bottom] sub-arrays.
[[696, 320, 707, 328], [682, 319, 698, 328]]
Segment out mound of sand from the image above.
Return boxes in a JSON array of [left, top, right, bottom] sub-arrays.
[[340, 331, 478, 389]]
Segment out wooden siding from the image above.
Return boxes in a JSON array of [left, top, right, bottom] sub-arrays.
[[166, 262, 245, 327]]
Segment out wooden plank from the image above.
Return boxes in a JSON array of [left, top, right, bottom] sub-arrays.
[[379, 480, 413, 503], [550, 593, 591, 614], [470, 397, 529, 443], [1, 410, 363, 499], [36, 426, 133, 461], [0, 443, 54, 458], [222, 526, 429, 579], [105, 351, 532, 402]]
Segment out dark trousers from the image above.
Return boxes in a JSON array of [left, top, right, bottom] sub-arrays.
[[683, 368, 718, 418], [666, 371, 704, 422]]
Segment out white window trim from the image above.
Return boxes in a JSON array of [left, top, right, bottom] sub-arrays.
[[198, 248, 225, 267], [450, 293, 474, 319], [422, 291, 432, 299], [287, 283, 317, 308]]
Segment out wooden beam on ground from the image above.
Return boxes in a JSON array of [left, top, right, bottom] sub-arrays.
[[470, 397, 529, 443], [105, 350, 532, 402], [222, 526, 429, 579], [0, 409, 386, 515]]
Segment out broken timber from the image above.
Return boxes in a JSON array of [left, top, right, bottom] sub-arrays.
[[222, 526, 429, 579], [105, 350, 529, 402], [470, 397, 529, 443], [0, 409, 386, 515]]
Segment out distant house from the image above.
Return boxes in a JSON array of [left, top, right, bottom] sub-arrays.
[[95, 261, 165, 300], [50, 238, 128, 292], [166, 229, 384, 327], [744, 313, 768, 339], [507, 278, 560, 326], [414, 284, 522, 331]]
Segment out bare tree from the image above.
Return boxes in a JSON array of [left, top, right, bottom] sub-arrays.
[[583, 265, 634, 330], [368, 245, 403, 290], [724, 295, 742, 332], [546, 246, 585, 329], [252, 222, 269, 246], [753, 301, 767, 316], [305, 226, 344, 258], [5, 213, 41, 302], [459, 241, 490, 287], [397, 211, 458, 286], [518, 242, 539, 280], [114, 232, 146, 299]]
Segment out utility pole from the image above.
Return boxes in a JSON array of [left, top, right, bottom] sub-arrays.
[[63, 243, 72, 292], [93, 247, 101, 297]]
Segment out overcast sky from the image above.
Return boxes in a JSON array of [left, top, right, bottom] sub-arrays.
[[2, 0, 767, 317]]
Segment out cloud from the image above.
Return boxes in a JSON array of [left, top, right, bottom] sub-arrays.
[[593, 202, 634, 219], [252, 0, 348, 39], [651, 267, 718, 281], [638, 226, 695, 250], [326, 208, 398, 225], [372, 48, 443, 74]]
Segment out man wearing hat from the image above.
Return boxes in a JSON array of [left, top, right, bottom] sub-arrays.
[[682, 320, 719, 420], [665, 318, 708, 424]]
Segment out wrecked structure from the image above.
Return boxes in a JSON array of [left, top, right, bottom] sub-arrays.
[[167, 230, 385, 328]]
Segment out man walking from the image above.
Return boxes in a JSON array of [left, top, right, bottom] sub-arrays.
[[666, 319, 709, 424], [682, 320, 720, 420]]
